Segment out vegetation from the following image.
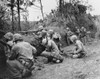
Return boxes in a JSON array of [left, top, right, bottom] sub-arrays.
[[0, 0, 97, 35]]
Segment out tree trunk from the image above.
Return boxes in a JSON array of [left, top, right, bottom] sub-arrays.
[[17, 0, 21, 31], [59, 0, 62, 12], [39, 0, 44, 20], [11, 0, 14, 33]]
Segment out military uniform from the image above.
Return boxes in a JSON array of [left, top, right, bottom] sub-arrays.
[[70, 35, 86, 58], [66, 30, 74, 45], [52, 32, 63, 54], [11, 41, 36, 70], [0, 38, 21, 79], [41, 38, 63, 63], [80, 27, 87, 45], [9, 33, 36, 78]]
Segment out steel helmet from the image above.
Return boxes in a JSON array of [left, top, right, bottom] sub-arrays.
[[4, 32, 13, 40], [70, 35, 78, 42], [68, 31, 74, 36], [13, 33, 23, 42], [38, 25, 43, 30], [48, 29, 54, 35], [66, 27, 70, 31]]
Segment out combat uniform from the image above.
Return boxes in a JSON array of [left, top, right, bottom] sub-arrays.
[[52, 32, 63, 54], [0, 37, 21, 79], [80, 27, 87, 45], [9, 33, 36, 78], [10, 41, 36, 70], [70, 35, 86, 58], [41, 38, 63, 63]]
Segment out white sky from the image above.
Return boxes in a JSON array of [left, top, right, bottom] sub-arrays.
[[88, 0, 100, 15], [25, 0, 100, 21]]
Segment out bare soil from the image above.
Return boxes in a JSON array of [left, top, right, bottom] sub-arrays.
[[25, 40, 100, 79]]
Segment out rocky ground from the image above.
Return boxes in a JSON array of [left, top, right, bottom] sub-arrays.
[[25, 39, 100, 79]]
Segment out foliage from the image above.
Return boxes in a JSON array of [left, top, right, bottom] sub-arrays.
[[44, 0, 96, 32], [0, 4, 11, 31]]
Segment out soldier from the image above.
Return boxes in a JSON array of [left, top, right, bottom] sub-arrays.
[[52, 32, 64, 54], [80, 27, 87, 45], [47, 29, 54, 39], [9, 33, 37, 78], [70, 35, 86, 58], [36, 25, 44, 35], [0, 32, 22, 79], [4, 32, 14, 49], [41, 36, 63, 63], [75, 27, 81, 38], [65, 27, 74, 46], [30, 31, 46, 56]]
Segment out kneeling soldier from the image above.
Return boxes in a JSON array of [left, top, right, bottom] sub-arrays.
[[70, 35, 86, 58], [9, 33, 37, 78], [41, 36, 63, 63]]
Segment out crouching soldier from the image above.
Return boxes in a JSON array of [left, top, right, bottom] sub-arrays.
[[52, 32, 64, 54], [41, 36, 64, 63], [70, 35, 86, 58], [65, 27, 74, 46], [4, 32, 14, 57], [0, 32, 22, 79], [80, 27, 87, 45], [9, 33, 37, 78]]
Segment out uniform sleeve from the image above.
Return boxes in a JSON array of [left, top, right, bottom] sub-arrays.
[[31, 45, 37, 55], [75, 41, 83, 53], [9, 46, 19, 60], [51, 40, 59, 54]]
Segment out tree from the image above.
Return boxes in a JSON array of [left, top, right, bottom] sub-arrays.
[[59, 0, 63, 13], [6, 0, 15, 32], [39, 0, 44, 19], [0, 3, 11, 31], [7, 0, 30, 31], [17, 0, 21, 31], [28, 0, 44, 20]]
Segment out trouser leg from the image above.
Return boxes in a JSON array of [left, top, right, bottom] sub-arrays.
[[41, 51, 53, 62], [67, 38, 70, 46], [7, 60, 32, 78], [51, 52, 63, 61], [56, 42, 63, 54], [7, 60, 24, 73], [72, 52, 86, 58], [41, 51, 63, 62]]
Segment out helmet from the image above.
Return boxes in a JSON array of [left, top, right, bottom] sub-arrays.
[[81, 27, 85, 30], [48, 29, 53, 32], [69, 31, 74, 36], [47, 29, 54, 38], [38, 25, 43, 30], [38, 31, 47, 38], [4, 32, 13, 40], [48, 29, 54, 35], [42, 29, 47, 33], [70, 35, 78, 42], [66, 27, 69, 29], [13, 33, 23, 42]]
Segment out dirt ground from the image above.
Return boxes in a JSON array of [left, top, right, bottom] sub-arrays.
[[25, 39, 100, 79]]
